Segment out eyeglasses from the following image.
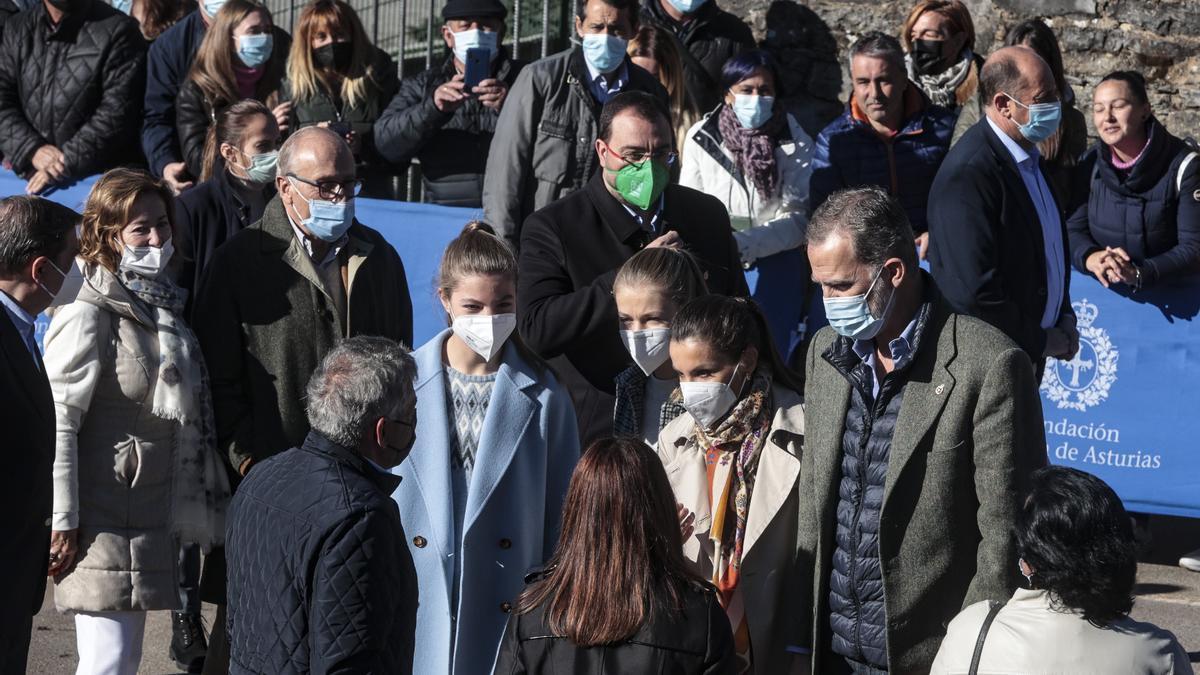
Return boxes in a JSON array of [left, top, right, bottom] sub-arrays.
[[615, 148, 678, 167], [287, 174, 364, 201]]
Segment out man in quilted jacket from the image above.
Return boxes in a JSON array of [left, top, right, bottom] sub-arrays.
[[0, 0, 146, 194], [225, 336, 419, 674]]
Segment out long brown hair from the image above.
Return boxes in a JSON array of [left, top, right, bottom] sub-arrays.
[[628, 24, 698, 148], [138, 0, 194, 40], [79, 169, 175, 273], [188, 0, 285, 179], [517, 437, 702, 645], [436, 221, 548, 374], [287, 0, 379, 109]]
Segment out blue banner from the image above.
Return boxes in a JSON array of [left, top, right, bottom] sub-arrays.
[[1039, 273, 1200, 518], [7, 171, 1199, 518]]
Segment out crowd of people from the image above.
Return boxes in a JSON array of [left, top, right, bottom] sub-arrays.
[[0, 0, 1199, 672]]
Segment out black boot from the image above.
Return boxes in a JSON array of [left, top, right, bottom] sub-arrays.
[[170, 611, 208, 673]]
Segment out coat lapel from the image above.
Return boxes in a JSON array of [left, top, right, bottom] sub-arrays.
[[0, 308, 50, 423], [463, 344, 538, 532], [407, 332, 457, 558], [743, 395, 803, 557], [811, 350, 853, 537], [883, 310, 958, 509]]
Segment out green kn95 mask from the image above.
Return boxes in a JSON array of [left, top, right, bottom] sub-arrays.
[[607, 159, 669, 211]]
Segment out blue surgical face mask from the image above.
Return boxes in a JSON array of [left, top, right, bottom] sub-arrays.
[[288, 178, 355, 242], [823, 265, 897, 341], [111, 0, 131, 14], [581, 33, 627, 74], [731, 94, 775, 129], [1004, 92, 1062, 144], [237, 33, 273, 69], [665, 0, 707, 13], [451, 28, 499, 65], [234, 149, 278, 185], [202, 0, 225, 18]]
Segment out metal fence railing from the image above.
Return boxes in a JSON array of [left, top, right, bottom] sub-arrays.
[[263, 0, 571, 200]]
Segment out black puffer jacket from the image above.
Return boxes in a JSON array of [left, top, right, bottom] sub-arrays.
[[639, 0, 754, 115], [1067, 117, 1200, 288], [825, 300, 933, 669], [0, 0, 146, 178], [494, 572, 736, 674], [225, 431, 418, 675], [373, 49, 526, 206]]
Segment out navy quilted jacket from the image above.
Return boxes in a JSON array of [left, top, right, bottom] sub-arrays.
[[810, 92, 955, 233], [825, 302, 933, 669], [225, 431, 418, 675]]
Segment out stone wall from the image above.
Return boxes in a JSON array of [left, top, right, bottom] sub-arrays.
[[723, 0, 1200, 139]]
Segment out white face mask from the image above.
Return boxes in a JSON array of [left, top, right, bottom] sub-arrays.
[[451, 312, 516, 362], [119, 239, 174, 278], [679, 363, 742, 430], [620, 328, 671, 376]]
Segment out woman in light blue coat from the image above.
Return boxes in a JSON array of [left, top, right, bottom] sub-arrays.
[[393, 221, 581, 675]]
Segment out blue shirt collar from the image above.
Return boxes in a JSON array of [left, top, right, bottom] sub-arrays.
[[620, 194, 666, 234], [986, 116, 1038, 166], [0, 289, 36, 336], [852, 312, 921, 373]]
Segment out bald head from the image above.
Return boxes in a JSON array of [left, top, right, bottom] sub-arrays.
[[277, 126, 354, 181], [980, 45, 1054, 110], [980, 45, 1059, 146]]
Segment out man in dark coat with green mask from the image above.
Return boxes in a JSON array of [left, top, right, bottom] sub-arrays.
[[517, 91, 748, 444]]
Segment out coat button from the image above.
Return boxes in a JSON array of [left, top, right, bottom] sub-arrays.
[[500, 602, 513, 613], [499, 538, 512, 549], [413, 536, 427, 548]]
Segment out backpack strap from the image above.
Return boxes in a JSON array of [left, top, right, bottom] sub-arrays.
[[1176, 151, 1197, 194], [968, 600, 1005, 675]]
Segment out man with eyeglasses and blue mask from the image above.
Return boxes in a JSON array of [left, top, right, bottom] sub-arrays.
[[797, 186, 1046, 675], [927, 45, 1080, 375], [518, 90, 746, 444], [375, 0, 526, 208], [482, 0, 669, 249], [191, 126, 412, 675]]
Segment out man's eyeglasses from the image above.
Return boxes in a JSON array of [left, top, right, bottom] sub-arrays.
[[288, 174, 364, 201], [616, 149, 678, 167]]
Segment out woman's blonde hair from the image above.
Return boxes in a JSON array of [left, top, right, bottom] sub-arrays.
[[287, 0, 379, 110], [613, 247, 708, 309], [79, 169, 175, 273], [628, 24, 699, 148], [188, 0, 284, 179], [900, 0, 976, 54]]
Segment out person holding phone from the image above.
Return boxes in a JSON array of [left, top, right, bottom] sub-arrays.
[[281, 0, 402, 199], [374, 0, 525, 207]]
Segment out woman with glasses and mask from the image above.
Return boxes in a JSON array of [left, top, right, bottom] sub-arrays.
[[393, 222, 580, 675], [43, 169, 229, 675], [613, 247, 708, 448], [679, 51, 814, 364], [282, 0, 401, 199], [174, 100, 280, 315], [657, 294, 806, 674], [177, 0, 289, 182]]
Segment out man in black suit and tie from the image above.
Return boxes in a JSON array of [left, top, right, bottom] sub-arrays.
[[0, 196, 79, 673], [927, 45, 1079, 373]]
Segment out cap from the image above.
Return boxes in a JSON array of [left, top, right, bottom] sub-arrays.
[[442, 0, 507, 20]]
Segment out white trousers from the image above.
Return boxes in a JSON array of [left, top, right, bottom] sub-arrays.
[[74, 611, 146, 675]]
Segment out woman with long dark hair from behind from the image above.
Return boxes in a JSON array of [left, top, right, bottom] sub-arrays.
[[659, 294, 806, 674], [495, 437, 736, 674], [930, 466, 1192, 674]]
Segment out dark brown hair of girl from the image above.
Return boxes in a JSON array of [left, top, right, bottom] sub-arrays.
[[437, 221, 548, 373], [613, 246, 709, 308], [516, 437, 702, 645], [671, 294, 803, 392]]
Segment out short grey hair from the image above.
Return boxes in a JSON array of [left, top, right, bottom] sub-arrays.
[[849, 31, 906, 74], [807, 186, 917, 269], [277, 126, 345, 179], [305, 336, 417, 448]]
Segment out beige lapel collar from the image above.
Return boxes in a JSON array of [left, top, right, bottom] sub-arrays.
[[744, 388, 804, 558]]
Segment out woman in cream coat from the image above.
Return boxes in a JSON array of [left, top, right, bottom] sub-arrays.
[[657, 294, 807, 675]]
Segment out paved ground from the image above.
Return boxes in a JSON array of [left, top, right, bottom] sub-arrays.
[[25, 516, 1200, 673]]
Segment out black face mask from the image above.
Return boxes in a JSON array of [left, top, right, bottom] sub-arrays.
[[313, 41, 353, 71], [911, 38, 946, 75]]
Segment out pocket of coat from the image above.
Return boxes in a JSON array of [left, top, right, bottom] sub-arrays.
[[113, 437, 140, 486], [532, 120, 574, 184]]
